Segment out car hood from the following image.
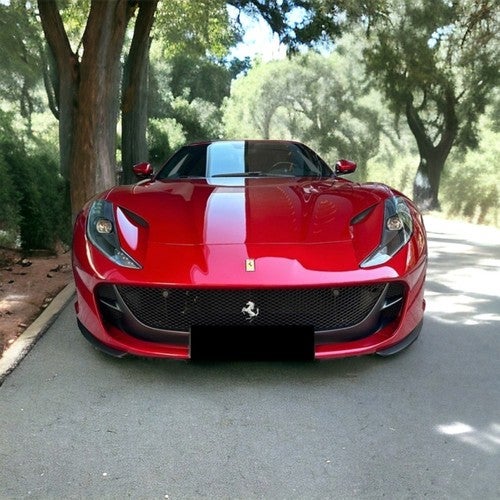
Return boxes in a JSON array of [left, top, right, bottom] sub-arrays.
[[104, 178, 389, 246], [84, 177, 413, 282]]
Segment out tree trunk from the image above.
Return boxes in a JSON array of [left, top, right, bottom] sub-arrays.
[[69, 1, 131, 218], [38, 0, 139, 220], [412, 155, 444, 211], [38, 0, 79, 182], [121, 0, 158, 185], [406, 90, 458, 211]]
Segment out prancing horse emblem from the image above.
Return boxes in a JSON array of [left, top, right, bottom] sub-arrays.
[[242, 301, 259, 321]]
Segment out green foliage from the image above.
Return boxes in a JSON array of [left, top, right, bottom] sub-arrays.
[[170, 96, 224, 142], [147, 118, 186, 168], [0, 113, 21, 247], [222, 59, 287, 139], [222, 43, 389, 175], [0, 149, 21, 248], [363, 0, 499, 151], [365, 110, 419, 192], [2, 0, 497, 238], [0, 161, 20, 248], [0, 112, 70, 251], [154, 0, 238, 58], [367, 110, 500, 228], [357, 0, 500, 208], [0, 1, 47, 138], [488, 88, 500, 132], [441, 114, 500, 227], [167, 54, 233, 106], [0, 3, 43, 101], [367, 147, 418, 196], [147, 52, 230, 156], [11, 146, 70, 252], [58, 0, 90, 45]]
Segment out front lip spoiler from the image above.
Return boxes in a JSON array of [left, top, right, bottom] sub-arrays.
[[375, 318, 423, 357], [77, 319, 128, 358], [77, 316, 423, 360]]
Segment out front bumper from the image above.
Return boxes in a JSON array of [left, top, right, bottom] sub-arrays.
[[74, 259, 426, 360], [72, 213, 427, 360]]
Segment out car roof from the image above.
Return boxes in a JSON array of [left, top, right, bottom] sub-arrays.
[[186, 139, 305, 147]]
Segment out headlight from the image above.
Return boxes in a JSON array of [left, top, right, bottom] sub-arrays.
[[87, 199, 142, 269], [360, 196, 413, 268]]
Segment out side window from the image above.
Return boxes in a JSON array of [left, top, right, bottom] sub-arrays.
[[164, 153, 190, 177], [156, 146, 208, 179], [300, 145, 331, 176]]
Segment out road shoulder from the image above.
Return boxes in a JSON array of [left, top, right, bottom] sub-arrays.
[[0, 282, 75, 385]]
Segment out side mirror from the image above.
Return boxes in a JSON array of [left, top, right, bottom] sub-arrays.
[[335, 159, 357, 175], [133, 162, 154, 178]]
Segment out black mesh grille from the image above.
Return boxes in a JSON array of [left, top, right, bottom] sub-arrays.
[[114, 284, 387, 333]]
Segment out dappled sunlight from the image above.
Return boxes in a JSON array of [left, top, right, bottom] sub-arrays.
[[437, 422, 500, 454], [423, 218, 500, 326], [424, 216, 500, 247], [426, 256, 500, 298], [427, 240, 474, 254], [423, 291, 500, 325], [0, 294, 29, 311], [424, 285, 500, 326], [423, 298, 500, 325]]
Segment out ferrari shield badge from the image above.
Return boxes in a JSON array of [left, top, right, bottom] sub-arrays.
[[245, 258, 255, 272]]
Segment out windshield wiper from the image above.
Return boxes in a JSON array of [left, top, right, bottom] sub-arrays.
[[211, 171, 301, 178]]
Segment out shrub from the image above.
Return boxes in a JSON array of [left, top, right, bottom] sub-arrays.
[[1, 135, 70, 252], [0, 150, 21, 248], [441, 122, 499, 227], [0, 116, 22, 247]]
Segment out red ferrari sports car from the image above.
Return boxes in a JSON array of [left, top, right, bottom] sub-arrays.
[[72, 139, 427, 361]]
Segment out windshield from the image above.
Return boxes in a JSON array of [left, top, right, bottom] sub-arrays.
[[155, 140, 333, 180]]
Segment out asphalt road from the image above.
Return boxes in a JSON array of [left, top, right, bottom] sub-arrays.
[[1, 216, 499, 499]]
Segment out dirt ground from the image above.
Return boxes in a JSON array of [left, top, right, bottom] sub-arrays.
[[0, 247, 73, 356]]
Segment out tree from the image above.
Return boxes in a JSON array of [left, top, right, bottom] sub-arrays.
[[122, 50, 236, 180], [36, 0, 249, 215], [362, 0, 499, 209], [223, 47, 385, 172], [38, 0, 137, 220], [0, 2, 46, 137], [223, 60, 290, 139], [37, 0, 385, 218], [120, 0, 238, 184], [0, 3, 70, 251], [120, 0, 158, 185], [283, 49, 383, 173], [243, 0, 498, 209]]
